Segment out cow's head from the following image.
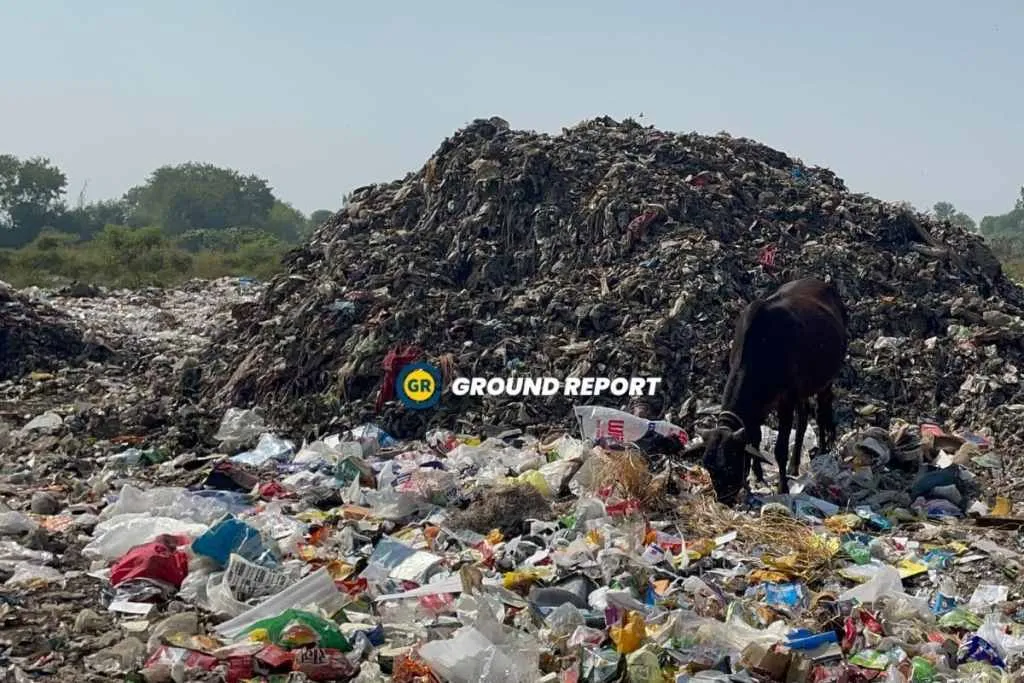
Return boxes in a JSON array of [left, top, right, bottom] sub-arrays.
[[700, 424, 748, 505]]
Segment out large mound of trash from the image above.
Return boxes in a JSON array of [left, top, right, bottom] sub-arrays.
[[206, 115, 1024, 443], [0, 280, 109, 381]]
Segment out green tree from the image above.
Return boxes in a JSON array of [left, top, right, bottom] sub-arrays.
[[0, 155, 68, 247], [309, 209, 333, 227], [980, 189, 1024, 239], [123, 162, 275, 235], [263, 200, 307, 242], [931, 201, 976, 232], [58, 198, 129, 239]]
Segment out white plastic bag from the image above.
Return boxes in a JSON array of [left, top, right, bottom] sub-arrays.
[[5, 562, 65, 587], [83, 516, 208, 561], [419, 626, 542, 683], [838, 562, 903, 603], [573, 405, 686, 443], [214, 408, 267, 447]]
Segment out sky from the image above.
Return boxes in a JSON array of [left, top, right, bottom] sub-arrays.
[[1, 0, 1022, 221]]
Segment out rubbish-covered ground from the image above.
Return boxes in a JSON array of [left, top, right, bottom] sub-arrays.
[[4, 116, 1024, 682], [3, 336, 1024, 682]]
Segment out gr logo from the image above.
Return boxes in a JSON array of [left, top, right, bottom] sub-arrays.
[[396, 362, 442, 410]]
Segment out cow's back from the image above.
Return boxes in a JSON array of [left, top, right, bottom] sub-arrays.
[[734, 279, 848, 401]]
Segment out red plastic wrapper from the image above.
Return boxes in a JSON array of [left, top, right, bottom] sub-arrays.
[[392, 654, 437, 683], [338, 577, 368, 597], [292, 648, 359, 681], [224, 657, 255, 683], [256, 644, 293, 668], [110, 535, 189, 588], [258, 481, 289, 500], [143, 646, 218, 677]]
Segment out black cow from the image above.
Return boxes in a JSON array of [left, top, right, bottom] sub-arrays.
[[699, 277, 849, 504]]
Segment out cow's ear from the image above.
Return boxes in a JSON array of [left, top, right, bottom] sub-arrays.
[[731, 427, 745, 442]]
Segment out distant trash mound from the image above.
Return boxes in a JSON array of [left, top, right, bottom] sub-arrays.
[[0, 282, 109, 380], [204, 116, 1024, 445]]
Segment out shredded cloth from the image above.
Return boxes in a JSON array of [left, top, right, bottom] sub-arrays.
[[376, 344, 422, 412]]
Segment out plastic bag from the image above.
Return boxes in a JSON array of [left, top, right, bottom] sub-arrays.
[[511, 470, 552, 498], [609, 611, 645, 654], [695, 613, 788, 654], [838, 562, 903, 603], [141, 646, 218, 682], [83, 517, 207, 562], [191, 516, 277, 569], [977, 615, 1024, 660], [537, 459, 580, 494], [4, 562, 65, 587], [247, 504, 306, 557], [419, 626, 541, 683], [546, 603, 586, 638], [231, 433, 295, 467], [100, 485, 231, 526], [969, 584, 1010, 611], [242, 608, 351, 651], [573, 405, 687, 444], [109, 536, 189, 589], [214, 568, 346, 640], [214, 408, 267, 447], [626, 646, 662, 683]]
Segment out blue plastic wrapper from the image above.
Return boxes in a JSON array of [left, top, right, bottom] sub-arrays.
[[957, 635, 1005, 669], [787, 628, 838, 650], [930, 592, 957, 616], [923, 549, 954, 570], [191, 516, 278, 568], [855, 506, 893, 531], [765, 582, 804, 609]]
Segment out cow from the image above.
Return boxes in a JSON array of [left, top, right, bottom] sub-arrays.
[[698, 277, 849, 505]]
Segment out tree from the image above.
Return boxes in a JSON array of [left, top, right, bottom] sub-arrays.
[[301, 209, 333, 239], [58, 198, 129, 239], [309, 209, 333, 227], [931, 201, 976, 233], [0, 155, 68, 247], [123, 162, 275, 235], [263, 200, 307, 242]]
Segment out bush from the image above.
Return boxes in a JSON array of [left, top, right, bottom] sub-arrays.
[[0, 225, 289, 288]]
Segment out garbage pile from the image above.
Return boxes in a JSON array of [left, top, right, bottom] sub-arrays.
[[205, 116, 1024, 445], [0, 277, 264, 454], [0, 279, 109, 382], [4, 401, 1024, 682]]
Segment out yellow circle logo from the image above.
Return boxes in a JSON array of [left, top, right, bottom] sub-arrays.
[[402, 368, 436, 402]]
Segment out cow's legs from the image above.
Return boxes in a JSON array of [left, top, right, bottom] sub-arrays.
[[788, 399, 809, 477], [816, 385, 836, 453], [775, 399, 795, 494], [748, 427, 766, 486]]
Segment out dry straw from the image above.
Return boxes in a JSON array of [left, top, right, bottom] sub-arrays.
[[590, 446, 662, 507], [680, 496, 838, 581]]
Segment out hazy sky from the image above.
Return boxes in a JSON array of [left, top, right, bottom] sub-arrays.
[[2, 1, 1022, 221]]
